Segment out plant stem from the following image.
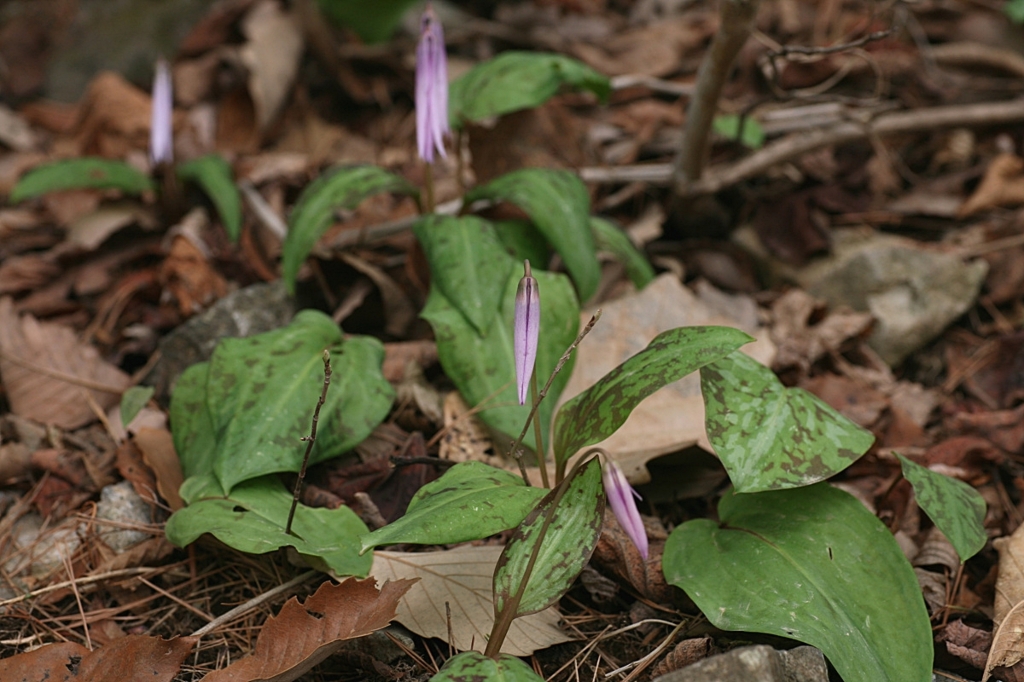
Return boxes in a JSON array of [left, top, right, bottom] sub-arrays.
[[530, 373, 549, 488], [673, 0, 761, 190], [286, 350, 332, 535], [423, 163, 436, 213], [507, 311, 602, 485]]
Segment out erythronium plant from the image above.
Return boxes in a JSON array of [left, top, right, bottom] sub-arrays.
[[143, 8, 986, 682], [10, 59, 242, 241]]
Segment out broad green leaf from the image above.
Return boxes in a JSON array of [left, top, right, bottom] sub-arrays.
[[590, 216, 655, 289], [204, 311, 394, 492], [169, 363, 217, 481], [701, 351, 875, 492], [1006, 0, 1024, 24], [552, 326, 752, 472], [898, 453, 987, 562], [466, 169, 599, 301], [315, 0, 417, 43], [176, 154, 242, 241], [494, 457, 603, 618], [663, 483, 932, 682], [450, 51, 610, 127], [119, 386, 154, 428], [360, 462, 546, 551], [494, 220, 550, 269], [11, 158, 154, 202], [283, 166, 417, 293], [430, 651, 544, 682], [422, 269, 579, 452], [165, 475, 371, 577], [178, 473, 224, 505], [713, 114, 766, 149], [413, 215, 516, 335]]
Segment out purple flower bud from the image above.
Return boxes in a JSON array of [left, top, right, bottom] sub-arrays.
[[415, 4, 449, 164], [603, 460, 648, 559], [150, 58, 174, 166], [514, 260, 540, 406]]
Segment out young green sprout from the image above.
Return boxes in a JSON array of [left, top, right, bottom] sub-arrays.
[[150, 58, 173, 167], [514, 260, 540, 406], [415, 4, 449, 164], [602, 459, 648, 559]]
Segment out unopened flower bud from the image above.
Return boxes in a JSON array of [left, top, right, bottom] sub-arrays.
[[514, 260, 540, 406], [415, 4, 449, 164], [603, 460, 648, 559], [150, 58, 174, 166]]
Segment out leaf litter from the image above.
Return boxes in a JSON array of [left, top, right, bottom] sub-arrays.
[[2, 0, 1024, 679]]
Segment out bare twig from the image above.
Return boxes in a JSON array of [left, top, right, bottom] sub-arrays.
[[286, 350, 333, 535], [673, 0, 762, 189], [583, 98, 1024, 195]]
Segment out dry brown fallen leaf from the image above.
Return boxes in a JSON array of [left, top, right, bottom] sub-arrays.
[[959, 153, 1024, 217], [986, 598, 1024, 681], [133, 427, 185, 511], [0, 296, 130, 429], [203, 577, 415, 682], [371, 545, 571, 656], [0, 634, 196, 682]]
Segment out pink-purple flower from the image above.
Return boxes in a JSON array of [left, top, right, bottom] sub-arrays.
[[150, 58, 174, 166], [415, 4, 449, 163], [514, 260, 539, 406], [603, 460, 648, 559]]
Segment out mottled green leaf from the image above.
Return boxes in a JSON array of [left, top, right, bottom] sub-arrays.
[[414, 215, 516, 335], [360, 462, 546, 551], [494, 220, 550, 268], [165, 475, 371, 577], [119, 386, 154, 428], [701, 351, 874, 492], [169, 363, 217, 482], [494, 457, 603, 618], [176, 154, 242, 241], [898, 453, 987, 562], [422, 269, 579, 452], [466, 169, 598, 301], [552, 326, 752, 473], [429, 651, 544, 682], [314, 0, 417, 43], [204, 311, 394, 492], [11, 158, 155, 202], [713, 114, 766, 149], [450, 51, 609, 127], [590, 216, 655, 289], [663, 484, 932, 682], [283, 166, 417, 293]]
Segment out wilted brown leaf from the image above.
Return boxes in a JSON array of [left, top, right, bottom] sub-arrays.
[[133, 427, 185, 511], [0, 635, 196, 682], [986, 598, 1024, 681], [0, 297, 130, 429], [959, 154, 1024, 217], [203, 578, 415, 682], [940, 619, 991, 670]]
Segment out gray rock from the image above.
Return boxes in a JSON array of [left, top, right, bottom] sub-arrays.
[[652, 644, 828, 682], [4, 513, 83, 577], [808, 241, 986, 366], [96, 480, 152, 552], [142, 281, 295, 399]]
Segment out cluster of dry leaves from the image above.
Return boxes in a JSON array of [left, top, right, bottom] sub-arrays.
[[3, 0, 1024, 679]]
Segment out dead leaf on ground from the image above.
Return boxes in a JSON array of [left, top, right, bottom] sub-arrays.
[[570, 15, 714, 77], [370, 546, 572, 656], [987, 597, 1024, 681], [159, 217, 229, 316], [134, 427, 185, 511], [239, 0, 305, 133], [770, 288, 874, 372], [203, 578, 414, 682], [940, 619, 991, 670], [960, 154, 1024, 217], [994, 520, 1024, 629], [0, 296, 130, 429], [74, 71, 159, 158], [0, 635, 196, 682]]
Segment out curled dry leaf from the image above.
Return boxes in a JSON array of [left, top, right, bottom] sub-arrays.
[[986, 599, 1024, 681], [0, 297, 130, 429], [203, 577, 415, 682], [959, 154, 1024, 217], [0, 635, 196, 682]]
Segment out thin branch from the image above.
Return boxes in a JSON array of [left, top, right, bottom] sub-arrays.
[[286, 350, 333, 535]]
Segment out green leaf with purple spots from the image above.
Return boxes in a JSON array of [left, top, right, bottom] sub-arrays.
[[493, 457, 604, 618], [429, 651, 544, 682], [551, 326, 752, 477], [701, 351, 874, 493], [898, 453, 986, 562], [360, 462, 546, 552], [663, 483, 932, 682]]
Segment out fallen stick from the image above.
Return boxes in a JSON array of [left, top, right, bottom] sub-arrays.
[[580, 97, 1024, 196]]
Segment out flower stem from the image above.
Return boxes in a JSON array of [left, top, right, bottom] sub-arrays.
[[423, 162, 436, 214], [530, 373, 549, 488], [286, 349, 332, 535]]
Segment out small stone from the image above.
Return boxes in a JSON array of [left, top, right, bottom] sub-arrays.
[[96, 481, 152, 552], [4, 513, 83, 577], [651, 644, 828, 682]]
